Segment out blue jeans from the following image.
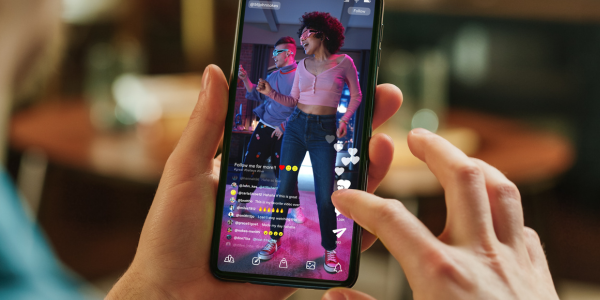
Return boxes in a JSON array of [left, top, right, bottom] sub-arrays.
[[270, 108, 338, 251]]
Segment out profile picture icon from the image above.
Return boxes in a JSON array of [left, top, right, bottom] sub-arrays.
[[226, 242, 231, 246], [226, 235, 232, 240], [232, 176, 238, 181], [227, 227, 232, 232], [228, 212, 234, 218], [227, 220, 233, 225], [230, 198, 235, 203], [230, 205, 234, 211]]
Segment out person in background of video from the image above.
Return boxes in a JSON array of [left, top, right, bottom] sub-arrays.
[[256, 12, 361, 273], [236, 37, 304, 223]]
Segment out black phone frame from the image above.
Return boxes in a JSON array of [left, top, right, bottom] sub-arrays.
[[210, 0, 385, 289]]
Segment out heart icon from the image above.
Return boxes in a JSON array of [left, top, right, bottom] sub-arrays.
[[335, 167, 344, 176], [337, 180, 351, 189], [325, 135, 335, 143], [341, 157, 351, 166], [348, 148, 358, 156], [351, 156, 360, 165], [279, 165, 285, 170], [334, 144, 344, 152]]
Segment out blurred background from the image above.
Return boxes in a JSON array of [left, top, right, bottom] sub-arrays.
[[5, 0, 600, 299]]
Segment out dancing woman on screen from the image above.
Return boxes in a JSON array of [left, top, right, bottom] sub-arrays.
[[256, 11, 362, 273]]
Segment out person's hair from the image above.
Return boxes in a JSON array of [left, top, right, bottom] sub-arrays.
[[274, 36, 297, 49], [297, 11, 345, 54]]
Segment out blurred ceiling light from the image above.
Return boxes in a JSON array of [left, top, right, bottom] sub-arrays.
[[411, 108, 439, 133], [62, 0, 121, 24], [452, 23, 490, 87], [337, 105, 347, 113]]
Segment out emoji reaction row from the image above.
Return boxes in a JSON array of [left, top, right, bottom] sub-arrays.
[[264, 230, 284, 237], [258, 207, 285, 213], [278, 165, 298, 171]]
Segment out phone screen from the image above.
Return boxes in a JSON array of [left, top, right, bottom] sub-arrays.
[[213, 0, 382, 287]]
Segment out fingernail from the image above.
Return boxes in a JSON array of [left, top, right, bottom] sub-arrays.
[[322, 291, 348, 300], [411, 127, 431, 135], [332, 189, 350, 197], [202, 65, 212, 91]]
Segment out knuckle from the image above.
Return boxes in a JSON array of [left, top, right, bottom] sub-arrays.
[[423, 248, 455, 276], [524, 226, 541, 243], [452, 162, 483, 185], [376, 200, 405, 227], [422, 247, 475, 290], [491, 181, 521, 203]]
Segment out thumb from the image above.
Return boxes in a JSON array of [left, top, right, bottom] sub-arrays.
[[322, 288, 376, 300], [162, 64, 228, 183]]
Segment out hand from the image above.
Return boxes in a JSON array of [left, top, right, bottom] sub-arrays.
[[337, 121, 347, 138], [271, 127, 283, 140], [106, 65, 403, 299], [238, 64, 248, 81], [322, 128, 559, 300], [256, 78, 272, 95]]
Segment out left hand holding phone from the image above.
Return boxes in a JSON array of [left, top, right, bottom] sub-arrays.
[[106, 64, 402, 299]]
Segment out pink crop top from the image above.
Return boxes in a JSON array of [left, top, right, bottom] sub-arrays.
[[267, 54, 362, 123]]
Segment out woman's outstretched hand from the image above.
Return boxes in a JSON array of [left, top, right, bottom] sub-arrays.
[[256, 78, 273, 95], [322, 128, 559, 300], [106, 65, 403, 300]]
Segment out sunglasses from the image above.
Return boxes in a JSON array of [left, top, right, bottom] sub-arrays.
[[272, 49, 290, 57], [300, 29, 320, 40]]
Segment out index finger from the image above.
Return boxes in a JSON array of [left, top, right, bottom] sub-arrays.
[[407, 129, 495, 246], [332, 189, 439, 275]]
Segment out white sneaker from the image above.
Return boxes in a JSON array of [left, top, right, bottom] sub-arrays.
[[258, 239, 281, 260], [324, 250, 340, 273], [289, 207, 306, 224]]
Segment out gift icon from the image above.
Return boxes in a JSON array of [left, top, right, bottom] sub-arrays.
[[279, 258, 288, 268], [224, 255, 234, 263]]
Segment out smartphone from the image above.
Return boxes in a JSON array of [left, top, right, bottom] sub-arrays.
[[210, 0, 384, 289]]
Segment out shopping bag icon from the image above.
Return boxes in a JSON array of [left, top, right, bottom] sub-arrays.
[[224, 255, 234, 263], [279, 258, 288, 268]]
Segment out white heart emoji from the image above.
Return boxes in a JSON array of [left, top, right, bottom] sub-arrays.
[[341, 157, 351, 166], [325, 135, 335, 143], [335, 167, 344, 176], [348, 148, 358, 156], [334, 144, 344, 152], [351, 156, 360, 165], [337, 180, 351, 189]]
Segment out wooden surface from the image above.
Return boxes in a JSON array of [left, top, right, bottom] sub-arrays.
[[10, 102, 175, 184], [11, 103, 574, 196], [376, 109, 575, 197]]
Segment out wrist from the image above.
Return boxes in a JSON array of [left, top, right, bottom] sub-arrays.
[[244, 80, 254, 92], [106, 268, 175, 300]]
